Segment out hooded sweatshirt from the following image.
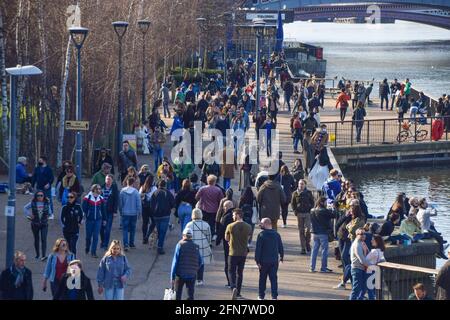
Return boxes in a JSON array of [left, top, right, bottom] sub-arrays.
[[119, 186, 142, 217]]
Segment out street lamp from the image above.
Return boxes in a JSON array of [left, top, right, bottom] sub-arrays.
[[112, 21, 129, 162], [223, 12, 232, 84], [196, 17, 206, 73], [69, 27, 89, 181], [5, 65, 42, 268], [137, 19, 151, 122], [252, 18, 266, 116]]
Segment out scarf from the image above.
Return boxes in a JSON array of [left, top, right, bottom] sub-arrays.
[[62, 175, 76, 189], [11, 265, 26, 288]]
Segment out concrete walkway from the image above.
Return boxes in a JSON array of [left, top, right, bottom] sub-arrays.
[[0, 94, 394, 300]]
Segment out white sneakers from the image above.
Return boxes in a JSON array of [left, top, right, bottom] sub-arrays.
[[196, 280, 204, 286], [333, 282, 346, 290]]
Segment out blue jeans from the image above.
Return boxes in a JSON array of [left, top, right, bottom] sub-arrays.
[[85, 219, 102, 255], [100, 213, 114, 249], [154, 147, 164, 172], [258, 262, 279, 299], [310, 234, 329, 271], [356, 125, 363, 142], [361, 270, 377, 300], [155, 216, 170, 249], [104, 287, 124, 300], [122, 215, 138, 247], [350, 268, 366, 300], [223, 178, 231, 190], [178, 203, 192, 237], [293, 134, 303, 151], [339, 238, 352, 283], [163, 101, 170, 118]]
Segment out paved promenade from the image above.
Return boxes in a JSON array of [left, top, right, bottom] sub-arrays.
[[0, 94, 392, 300]]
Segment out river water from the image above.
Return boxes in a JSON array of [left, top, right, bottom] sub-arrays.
[[285, 21, 450, 98], [286, 21, 450, 266]]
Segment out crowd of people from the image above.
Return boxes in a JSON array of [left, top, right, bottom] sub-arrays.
[[3, 56, 449, 301]]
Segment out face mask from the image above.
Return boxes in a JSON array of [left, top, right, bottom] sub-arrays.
[[38, 162, 44, 166]]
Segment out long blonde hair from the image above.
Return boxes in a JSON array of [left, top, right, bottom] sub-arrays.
[[103, 240, 124, 258], [52, 238, 70, 254]]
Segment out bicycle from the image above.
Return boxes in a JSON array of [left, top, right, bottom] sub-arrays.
[[397, 121, 428, 142]]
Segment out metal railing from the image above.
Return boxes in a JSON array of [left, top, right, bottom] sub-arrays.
[[376, 262, 439, 300], [322, 116, 450, 147]]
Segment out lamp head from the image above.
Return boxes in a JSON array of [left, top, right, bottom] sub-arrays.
[[196, 17, 206, 29], [137, 19, 151, 34], [69, 27, 89, 48], [252, 18, 266, 36], [112, 21, 129, 38]]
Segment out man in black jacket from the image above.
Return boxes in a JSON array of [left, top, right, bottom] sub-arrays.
[[0, 251, 33, 300], [255, 218, 284, 300], [291, 179, 315, 254], [149, 180, 175, 254], [310, 197, 336, 273], [118, 141, 138, 182], [100, 174, 119, 249]]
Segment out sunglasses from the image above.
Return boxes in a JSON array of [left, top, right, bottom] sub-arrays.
[[36, 194, 44, 197], [68, 196, 75, 199]]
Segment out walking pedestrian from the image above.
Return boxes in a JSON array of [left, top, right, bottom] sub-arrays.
[[160, 82, 171, 118], [310, 196, 336, 273], [97, 240, 132, 300], [118, 141, 138, 183], [0, 251, 33, 300], [82, 184, 106, 258], [277, 165, 296, 228], [216, 200, 235, 287], [379, 78, 390, 110], [95, 148, 115, 175], [141, 179, 158, 245], [255, 218, 284, 300], [121, 166, 140, 189], [42, 238, 75, 297], [291, 179, 315, 254], [257, 175, 286, 231], [185, 209, 212, 286], [100, 174, 119, 250], [196, 175, 224, 240], [137, 165, 151, 187], [349, 228, 369, 300], [170, 227, 203, 300], [29, 191, 50, 261], [225, 209, 252, 300], [53, 260, 94, 300], [119, 177, 142, 251], [31, 156, 54, 217], [92, 162, 112, 186], [175, 179, 197, 237], [149, 179, 175, 254], [58, 165, 81, 205], [60, 192, 84, 255], [352, 102, 366, 143], [335, 88, 351, 123]]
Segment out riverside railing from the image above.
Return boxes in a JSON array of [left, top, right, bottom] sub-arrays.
[[322, 116, 450, 147], [376, 262, 440, 300]]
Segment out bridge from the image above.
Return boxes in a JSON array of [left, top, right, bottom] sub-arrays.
[[245, 0, 450, 29]]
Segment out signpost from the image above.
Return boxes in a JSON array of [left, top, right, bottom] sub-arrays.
[[65, 120, 89, 131]]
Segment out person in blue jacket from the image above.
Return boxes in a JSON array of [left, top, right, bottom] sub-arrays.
[[322, 169, 342, 201], [32, 156, 54, 215], [170, 227, 203, 300], [82, 184, 106, 258]]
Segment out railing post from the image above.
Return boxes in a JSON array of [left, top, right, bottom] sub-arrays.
[[398, 121, 401, 144], [383, 120, 386, 143], [350, 121, 354, 146], [446, 116, 449, 141], [430, 116, 433, 142], [414, 120, 417, 143], [367, 120, 370, 145], [334, 122, 337, 147]]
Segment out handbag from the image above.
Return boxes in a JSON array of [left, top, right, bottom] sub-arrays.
[[164, 288, 176, 300], [251, 200, 259, 225]]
